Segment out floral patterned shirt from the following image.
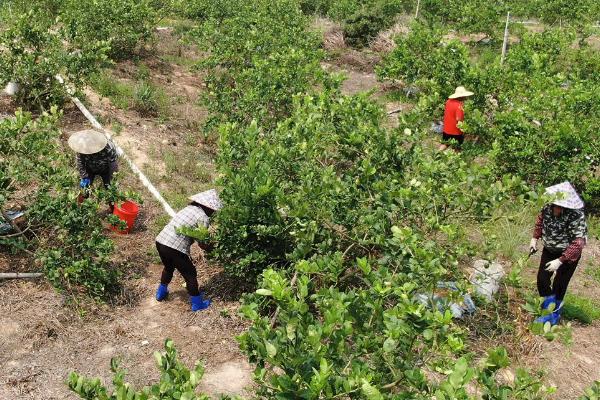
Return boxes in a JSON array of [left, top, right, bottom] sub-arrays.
[[533, 205, 587, 263]]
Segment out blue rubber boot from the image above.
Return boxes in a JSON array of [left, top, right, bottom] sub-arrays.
[[156, 284, 169, 301], [535, 300, 562, 325], [190, 294, 211, 311], [541, 295, 557, 310]]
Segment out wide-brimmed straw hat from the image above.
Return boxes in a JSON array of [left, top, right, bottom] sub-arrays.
[[545, 181, 584, 209], [189, 189, 222, 211], [449, 86, 474, 99], [68, 129, 108, 154]]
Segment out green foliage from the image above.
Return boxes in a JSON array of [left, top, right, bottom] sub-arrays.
[[214, 87, 531, 280], [240, 263, 553, 398], [580, 381, 600, 400], [61, 0, 158, 60], [69, 339, 223, 400], [343, 0, 407, 48], [377, 23, 472, 102], [191, 0, 326, 131], [0, 9, 109, 109], [133, 81, 164, 117], [0, 109, 121, 299], [379, 25, 599, 208], [562, 294, 600, 324], [463, 29, 600, 198]]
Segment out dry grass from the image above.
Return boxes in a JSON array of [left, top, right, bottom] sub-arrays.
[[313, 17, 346, 52], [370, 22, 409, 53]]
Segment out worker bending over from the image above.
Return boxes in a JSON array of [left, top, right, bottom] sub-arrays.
[[155, 189, 222, 311]]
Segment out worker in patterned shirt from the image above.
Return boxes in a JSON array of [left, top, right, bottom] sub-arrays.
[[529, 181, 588, 325], [68, 129, 119, 208], [155, 189, 222, 311]]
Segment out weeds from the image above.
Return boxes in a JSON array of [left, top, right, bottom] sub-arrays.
[[562, 294, 600, 324], [585, 266, 600, 284], [91, 70, 134, 109]]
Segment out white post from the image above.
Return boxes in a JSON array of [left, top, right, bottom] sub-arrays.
[[415, 0, 421, 19], [501, 12, 510, 65]]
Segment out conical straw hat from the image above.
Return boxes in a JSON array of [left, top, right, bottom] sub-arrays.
[[449, 86, 474, 99], [68, 129, 108, 154], [545, 181, 584, 209], [189, 189, 222, 211]]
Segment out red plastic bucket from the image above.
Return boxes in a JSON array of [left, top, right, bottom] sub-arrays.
[[112, 200, 139, 234]]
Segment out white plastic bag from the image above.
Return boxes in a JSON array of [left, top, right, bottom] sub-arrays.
[[4, 81, 19, 96]]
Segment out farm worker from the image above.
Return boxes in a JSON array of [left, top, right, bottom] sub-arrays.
[[68, 129, 119, 198], [529, 182, 587, 326], [155, 189, 222, 312], [440, 86, 474, 150]]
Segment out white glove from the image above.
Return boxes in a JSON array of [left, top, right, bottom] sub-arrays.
[[545, 259, 562, 272], [529, 238, 538, 253]]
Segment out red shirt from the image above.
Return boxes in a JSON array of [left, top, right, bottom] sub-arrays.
[[443, 99, 465, 135]]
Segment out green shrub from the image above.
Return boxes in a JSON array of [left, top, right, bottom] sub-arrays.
[[240, 264, 553, 399], [0, 109, 121, 299], [214, 88, 530, 280], [377, 22, 472, 100], [343, 0, 406, 48], [461, 30, 600, 198], [0, 10, 109, 110], [193, 0, 326, 131], [562, 294, 600, 324], [69, 339, 229, 399], [61, 0, 158, 60]]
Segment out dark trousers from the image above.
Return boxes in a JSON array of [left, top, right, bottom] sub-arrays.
[[88, 161, 119, 188], [537, 247, 580, 301], [442, 132, 465, 146], [156, 242, 200, 296]]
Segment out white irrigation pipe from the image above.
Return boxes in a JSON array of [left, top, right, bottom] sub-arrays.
[[55, 75, 177, 218], [0, 272, 44, 280]]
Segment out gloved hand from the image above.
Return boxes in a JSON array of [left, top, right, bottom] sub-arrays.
[[529, 238, 538, 253], [545, 258, 562, 273], [80, 178, 91, 188]]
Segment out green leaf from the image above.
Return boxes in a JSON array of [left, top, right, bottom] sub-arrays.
[[361, 380, 384, 400], [265, 341, 277, 358]]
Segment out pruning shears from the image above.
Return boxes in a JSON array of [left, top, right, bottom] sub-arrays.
[[527, 247, 537, 260]]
